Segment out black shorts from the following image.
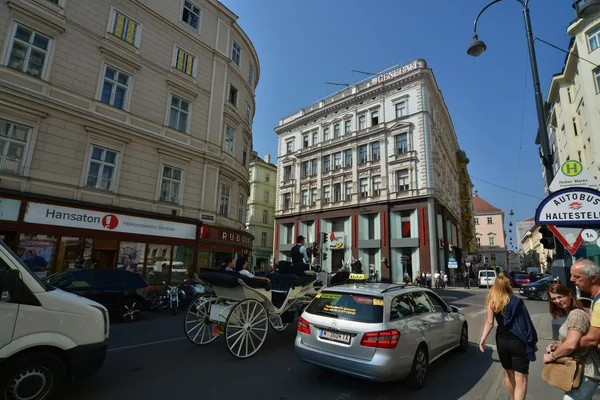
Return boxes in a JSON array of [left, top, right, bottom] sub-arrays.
[[496, 334, 530, 375]]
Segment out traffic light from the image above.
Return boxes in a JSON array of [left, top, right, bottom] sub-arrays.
[[539, 226, 555, 249], [322, 232, 328, 246], [323, 252, 328, 261]]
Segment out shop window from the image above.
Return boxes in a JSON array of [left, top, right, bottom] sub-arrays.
[[56, 237, 93, 273], [146, 244, 172, 284], [18, 234, 57, 278], [118, 242, 146, 273], [197, 250, 212, 270], [173, 245, 194, 284]]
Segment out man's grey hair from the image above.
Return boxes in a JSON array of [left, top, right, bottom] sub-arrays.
[[575, 259, 600, 277]]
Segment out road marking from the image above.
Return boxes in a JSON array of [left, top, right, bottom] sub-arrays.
[[108, 337, 186, 352], [465, 308, 488, 318]]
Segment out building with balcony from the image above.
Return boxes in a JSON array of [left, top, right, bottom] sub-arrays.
[[246, 152, 276, 270], [0, 0, 259, 282], [538, 14, 600, 188], [273, 59, 468, 282], [472, 193, 508, 270], [457, 149, 476, 258]]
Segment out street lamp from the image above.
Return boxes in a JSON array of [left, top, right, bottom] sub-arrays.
[[573, 0, 600, 19]]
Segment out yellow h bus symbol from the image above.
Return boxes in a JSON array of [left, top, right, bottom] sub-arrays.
[[562, 161, 582, 177]]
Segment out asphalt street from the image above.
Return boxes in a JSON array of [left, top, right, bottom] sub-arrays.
[[61, 287, 553, 400]]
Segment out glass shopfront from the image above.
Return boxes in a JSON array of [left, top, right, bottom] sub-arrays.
[[17, 233, 57, 278]]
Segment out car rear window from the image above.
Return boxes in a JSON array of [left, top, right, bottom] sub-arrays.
[[305, 291, 384, 323], [480, 271, 495, 277], [516, 274, 528, 279]]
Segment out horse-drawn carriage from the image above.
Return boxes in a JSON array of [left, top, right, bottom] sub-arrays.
[[183, 258, 367, 359]]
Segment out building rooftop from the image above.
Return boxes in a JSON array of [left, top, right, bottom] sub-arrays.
[[472, 195, 502, 213]]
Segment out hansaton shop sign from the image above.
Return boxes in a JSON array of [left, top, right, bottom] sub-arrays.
[[535, 188, 600, 227]]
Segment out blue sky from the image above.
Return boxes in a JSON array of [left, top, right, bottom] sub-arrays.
[[225, 0, 574, 251]]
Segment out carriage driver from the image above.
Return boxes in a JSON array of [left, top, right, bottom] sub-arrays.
[[291, 235, 309, 274]]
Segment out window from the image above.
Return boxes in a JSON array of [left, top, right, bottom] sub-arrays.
[[333, 152, 342, 169], [322, 155, 331, 172], [344, 181, 353, 200], [100, 65, 130, 109], [265, 173, 269, 183], [283, 193, 291, 210], [371, 110, 379, 125], [491, 254, 496, 262], [323, 127, 330, 141], [86, 146, 118, 190], [595, 69, 600, 92], [371, 142, 380, 161], [301, 161, 309, 178], [262, 210, 268, 223], [487, 217, 493, 224], [303, 135, 309, 148], [182, 0, 201, 30], [264, 190, 270, 202], [0, 119, 31, 175], [395, 134, 408, 154], [159, 165, 183, 203], [360, 178, 368, 198], [261, 232, 267, 247], [359, 115, 366, 130], [311, 159, 318, 175], [476, 237, 481, 247], [168, 94, 190, 132], [334, 124, 340, 138], [238, 194, 244, 221], [231, 40, 241, 66], [301, 190, 308, 206], [390, 294, 414, 320], [248, 63, 254, 85], [322, 186, 331, 203], [344, 120, 351, 134], [359, 145, 368, 164], [242, 141, 248, 165], [333, 183, 342, 202], [312, 131, 318, 145], [286, 140, 293, 154], [111, 10, 139, 46], [395, 102, 406, 118], [344, 149, 352, 167], [409, 291, 432, 314], [310, 188, 318, 204], [228, 84, 238, 106], [245, 103, 251, 121], [223, 125, 235, 155], [174, 47, 196, 76], [283, 166, 292, 181], [219, 184, 230, 216], [426, 292, 449, 313], [5, 24, 51, 79], [589, 26, 600, 51], [489, 236, 495, 246], [372, 175, 381, 196], [474, 217, 479, 225], [396, 169, 409, 191]]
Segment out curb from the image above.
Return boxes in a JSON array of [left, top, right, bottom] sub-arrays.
[[489, 367, 506, 400]]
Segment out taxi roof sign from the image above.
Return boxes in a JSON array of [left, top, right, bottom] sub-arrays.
[[348, 273, 367, 281]]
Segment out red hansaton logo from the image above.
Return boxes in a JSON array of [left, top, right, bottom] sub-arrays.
[[568, 201, 583, 210], [330, 231, 335, 242], [102, 214, 119, 230]]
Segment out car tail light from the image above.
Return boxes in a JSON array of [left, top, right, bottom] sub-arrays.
[[360, 329, 400, 348], [297, 316, 311, 334]]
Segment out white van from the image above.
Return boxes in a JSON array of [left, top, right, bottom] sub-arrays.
[[0, 240, 109, 399], [478, 270, 497, 288]]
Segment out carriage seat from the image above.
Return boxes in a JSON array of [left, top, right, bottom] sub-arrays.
[[197, 270, 270, 290], [267, 273, 317, 308]]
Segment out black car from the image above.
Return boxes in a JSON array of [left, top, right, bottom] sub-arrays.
[[44, 269, 150, 322], [519, 275, 554, 301]]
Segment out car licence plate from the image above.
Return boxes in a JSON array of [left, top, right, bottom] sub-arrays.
[[319, 329, 351, 344]]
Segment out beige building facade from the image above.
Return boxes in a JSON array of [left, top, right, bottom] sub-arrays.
[[246, 152, 276, 270], [0, 0, 259, 280], [472, 194, 508, 269]]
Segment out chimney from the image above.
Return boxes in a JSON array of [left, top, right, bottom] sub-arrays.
[[264, 154, 271, 163]]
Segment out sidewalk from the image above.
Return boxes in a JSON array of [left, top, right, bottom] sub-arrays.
[[490, 312, 600, 399]]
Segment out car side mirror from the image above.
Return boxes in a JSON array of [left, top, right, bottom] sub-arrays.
[[1, 269, 22, 302], [450, 305, 459, 313]]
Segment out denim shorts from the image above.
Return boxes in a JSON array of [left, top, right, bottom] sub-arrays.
[[564, 377, 599, 400]]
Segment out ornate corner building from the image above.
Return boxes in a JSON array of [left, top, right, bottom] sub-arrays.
[[273, 59, 471, 282], [0, 0, 259, 282]]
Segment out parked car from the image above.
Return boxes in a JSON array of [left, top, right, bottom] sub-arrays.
[[478, 270, 497, 288], [44, 269, 151, 322], [0, 240, 108, 399], [511, 274, 531, 288], [295, 283, 468, 389], [519, 275, 554, 300]]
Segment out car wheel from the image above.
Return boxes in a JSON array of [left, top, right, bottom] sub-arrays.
[[0, 351, 66, 400], [119, 298, 142, 322], [458, 323, 469, 353], [406, 344, 428, 389], [538, 291, 549, 301]]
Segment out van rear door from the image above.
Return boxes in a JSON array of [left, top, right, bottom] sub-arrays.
[[0, 250, 19, 349]]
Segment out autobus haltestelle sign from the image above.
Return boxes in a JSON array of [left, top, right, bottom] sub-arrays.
[[535, 187, 600, 227]]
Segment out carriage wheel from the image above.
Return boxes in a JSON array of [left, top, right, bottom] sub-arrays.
[[225, 299, 268, 359], [184, 295, 220, 345], [268, 314, 289, 332]]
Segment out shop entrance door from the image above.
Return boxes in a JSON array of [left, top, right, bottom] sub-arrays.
[[92, 238, 118, 269], [331, 249, 344, 272]]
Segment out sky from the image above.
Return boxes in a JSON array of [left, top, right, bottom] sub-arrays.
[[224, 0, 574, 252]]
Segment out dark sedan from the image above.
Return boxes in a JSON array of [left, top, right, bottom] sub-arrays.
[[44, 268, 151, 322], [519, 275, 553, 301]]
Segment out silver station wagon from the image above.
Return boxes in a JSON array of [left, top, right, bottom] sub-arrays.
[[295, 281, 468, 388]]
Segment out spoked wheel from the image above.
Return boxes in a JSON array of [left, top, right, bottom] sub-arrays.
[[184, 295, 220, 345], [268, 313, 289, 332], [225, 299, 268, 359]]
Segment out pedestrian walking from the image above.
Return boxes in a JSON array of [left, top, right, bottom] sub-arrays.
[[543, 283, 600, 399], [479, 275, 538, 400]]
